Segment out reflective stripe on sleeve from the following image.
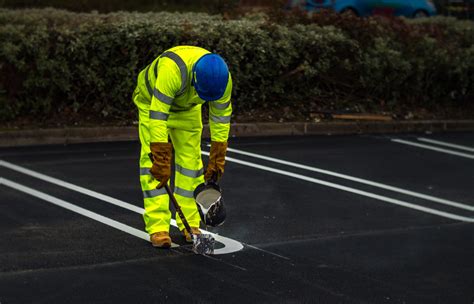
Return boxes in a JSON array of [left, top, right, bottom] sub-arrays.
[[211, 100, 230, 110], [143, 188, 166, 198], [153, 88, 174, 105], [153, 59, 159, 79], [210, 114, 231, 123], [144, 65, 153, 96], [150, 110, 169, 121], [139, 168, 151, 175], [174, 187, 194, 198], [175, 164, 204, 178], [161, 52, 188, 96]]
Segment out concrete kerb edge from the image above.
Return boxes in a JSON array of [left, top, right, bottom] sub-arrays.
[[0, 120, 473, 147]]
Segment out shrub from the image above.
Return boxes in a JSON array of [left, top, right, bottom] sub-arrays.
[[0, 9, 472, 123], [0, 0, 240, 14]]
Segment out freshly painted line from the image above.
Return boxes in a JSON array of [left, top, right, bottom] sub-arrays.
[[172, 217, 244, 255], [417, 137, 474, 153], [391, 139, 474, 160], [0, 160, 244, 255], [201, 152, 474, 222], [200, 231, 244, 255], [0, 177, 179, 247], [222, 147, 474, 212]]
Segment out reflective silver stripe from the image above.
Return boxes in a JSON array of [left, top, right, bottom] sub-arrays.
[[174, 187, 194, 198], [211, 100, 230, 110], [153, 59, 159, 79], [143, 188, 166, 198], [161, 51, 187, 96], [153, 88, 173, 105], [144, 65, 153, 96], [210, 114, 231, 123], [149, 110, 169, 121], [139, 168, 151, 175], [175, 164, 203, 178]]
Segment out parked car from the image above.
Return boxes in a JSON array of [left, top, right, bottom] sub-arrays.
[[287, 0, 437, 17]]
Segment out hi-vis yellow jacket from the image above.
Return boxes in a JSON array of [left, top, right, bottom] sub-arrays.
[[136, 46, 232, 143]]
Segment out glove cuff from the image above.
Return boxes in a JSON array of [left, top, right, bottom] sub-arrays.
[[210, 141, 228, 158], [150, 142, 173, 163], [150, 142, 172, 151]]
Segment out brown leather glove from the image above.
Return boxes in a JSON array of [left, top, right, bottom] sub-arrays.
[[205, 141, 228, 182], [150, 142, 172, 189]]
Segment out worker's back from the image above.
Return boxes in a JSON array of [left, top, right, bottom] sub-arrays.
[[137, 46, 212, 112]]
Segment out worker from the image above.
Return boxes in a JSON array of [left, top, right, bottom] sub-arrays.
[[132, 46, 232, 248]]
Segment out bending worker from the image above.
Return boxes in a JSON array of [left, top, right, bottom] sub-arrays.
[[132, 46, 232, 248]]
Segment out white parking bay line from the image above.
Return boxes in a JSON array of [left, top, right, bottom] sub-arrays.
[[392, 139, 474, 160], [0, 177, 179, 246], [0, 160, 144, 214], [223, 147, 474, 212], [0, 160, 243, 255], [201, 152, 474, 223], [417, 137, 474, 153]]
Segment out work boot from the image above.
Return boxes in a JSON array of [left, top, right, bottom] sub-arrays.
[[181, 227, 201, 243], [150, 231, 171, 248]]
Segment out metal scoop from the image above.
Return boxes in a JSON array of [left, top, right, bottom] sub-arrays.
[[164, 184, 215, 255]]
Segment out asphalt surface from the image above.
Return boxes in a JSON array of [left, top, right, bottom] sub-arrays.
[[1, 132, 473, 303]]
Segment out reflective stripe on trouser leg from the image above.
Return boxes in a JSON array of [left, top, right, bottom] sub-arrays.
[[135, 89, 171, 234], [168, 107, 204, 231]]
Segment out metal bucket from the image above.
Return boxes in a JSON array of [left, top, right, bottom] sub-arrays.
[[194, 182, 226, 227]]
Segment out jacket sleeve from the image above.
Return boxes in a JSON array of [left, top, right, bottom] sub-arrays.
[[149, 57, 182, 143], [209, 74, 233, 142]]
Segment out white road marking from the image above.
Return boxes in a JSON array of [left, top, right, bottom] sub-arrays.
[[0, 160, 144, 214], [0, 177, 180, 246], [223, 147, 474, 212], [201, 152, 474, 223], [417, 137, 474, 153], [391, 139, 474, 160], [0, 160, 243, 255]]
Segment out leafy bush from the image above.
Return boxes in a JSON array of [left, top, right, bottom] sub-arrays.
[[0, 8, 472, 123], [0, 0, 240, 14]]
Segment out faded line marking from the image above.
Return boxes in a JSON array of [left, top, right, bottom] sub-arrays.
[[201, 255, 248, 271], [0, 160, 243, 255], [245, 244, 291, 260], [201, 152, 474, 223], [392, 139, 474, 160], [417, 137, 474, 153], [223, 147, 474, 212]]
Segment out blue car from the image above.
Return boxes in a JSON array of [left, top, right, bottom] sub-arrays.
[[287, 0, 437, 17]]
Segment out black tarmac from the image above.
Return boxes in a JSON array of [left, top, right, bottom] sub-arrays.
[[1, 132, 473, 303]]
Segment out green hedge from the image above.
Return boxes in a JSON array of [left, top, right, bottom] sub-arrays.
[[0, 0, 240, 14], [0, 9, 473, 123]]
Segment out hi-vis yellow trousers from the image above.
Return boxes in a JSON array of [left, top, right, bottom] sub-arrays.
[[133, 87, 203, 234]]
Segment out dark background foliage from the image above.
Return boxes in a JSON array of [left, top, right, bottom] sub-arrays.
[[0, 8, 472, 125], [0, 0, 240, 14]]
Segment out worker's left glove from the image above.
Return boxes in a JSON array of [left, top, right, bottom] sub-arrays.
[[150, 142, 173, 189], [205, 141, 228, 182]]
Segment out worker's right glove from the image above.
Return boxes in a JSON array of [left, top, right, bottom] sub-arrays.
[[150, 142, 172, 189], [205, 141, 228, 182]]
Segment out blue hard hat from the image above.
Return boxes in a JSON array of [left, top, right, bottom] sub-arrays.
[[192, 53, 229, 102]]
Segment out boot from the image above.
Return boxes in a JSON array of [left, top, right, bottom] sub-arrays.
[[150, 231, 171, 248], [181, 227, 201, 243]]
